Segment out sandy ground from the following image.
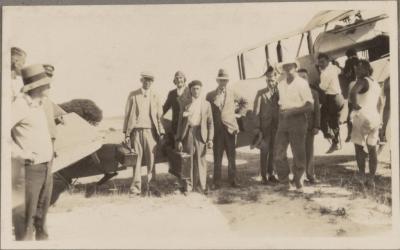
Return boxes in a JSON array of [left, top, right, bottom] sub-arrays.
[[9, 117, 394, 248]]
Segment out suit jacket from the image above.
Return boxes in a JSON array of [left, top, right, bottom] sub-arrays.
[[162, 87, 189, 136], [176, 98, 214, 143], [253, 87, 279, 134], [123, 88, 165, 137], [206, 87, 248, 135]]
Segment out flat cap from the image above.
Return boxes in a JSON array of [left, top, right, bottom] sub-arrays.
[[188, 80, 202, 89], [140, 71, 154, 80]]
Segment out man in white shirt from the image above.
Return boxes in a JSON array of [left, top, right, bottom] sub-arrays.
[[317, 53, 345, 153], [11, 64, 54, 240], [176, 80, 214, 194], [11, 47, 27, 101], [274, 61, 314, 193]]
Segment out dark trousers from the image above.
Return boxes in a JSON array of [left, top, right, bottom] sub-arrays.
[[182, 126, 207, 191], [322, 94, 344, 143], [355, 144, 377, 179], [213, 125, 236, 185], [305, 129, 315, 180], [346, 102, 354, 138], [24, 162, 53, 240], [260, 127, 277, 179], [274, 114, 307, 188]]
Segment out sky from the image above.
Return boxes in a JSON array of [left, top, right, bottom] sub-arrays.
[[3, 2, 395, 117]]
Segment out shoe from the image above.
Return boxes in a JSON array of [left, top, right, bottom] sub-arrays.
[[365, 178, 376, 190], [129, 189, 141, 198], [261, 177, 268, 185], [35, 229, 49, 241], [345, 135, 351, 143], [274, 183, 291, 192], [211, 183, 221, 190], [268, 175, 280, 184], [149, 186, 162, 197], [305, 177, 320, 185], [230, 181, 242, 188], [294, 187, 304, 194], [326, 143, 340, 154]]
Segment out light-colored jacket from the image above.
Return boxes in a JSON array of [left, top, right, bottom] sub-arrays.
[[176, 98, 214, 143], [206, 87, 247, 135], [123, 88, 165, 137]]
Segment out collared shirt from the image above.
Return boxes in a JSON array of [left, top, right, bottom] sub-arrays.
[[135, 88, 152, 129], [11, 94, 53, 164], [188, 97, 202, 126], [214, 87, 226, 110], [320, 63, 342, 95], [278, 76, 314, 110], [265, 82, 278, 100]]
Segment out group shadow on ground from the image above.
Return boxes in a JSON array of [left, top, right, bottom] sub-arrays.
[[70, 151, 391, 207]]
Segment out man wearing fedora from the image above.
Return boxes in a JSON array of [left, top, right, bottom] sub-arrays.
[[176, 80, 214, 194], [123, 71, 165, 196], [253, 66, 280, 185], [11, 64, 55, 240], [11, 47, 27, 101], [274, 60, 314, 193], [206, 69, 248, 189]]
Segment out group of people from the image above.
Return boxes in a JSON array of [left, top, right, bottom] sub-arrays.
[[9, 45, 389, 241], [122, 49, 388, 197]]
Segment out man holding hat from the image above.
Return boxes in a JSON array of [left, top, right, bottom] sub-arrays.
[[123, 71, 165, 196], [11, 64, 55, 240], [11, 47, 27, 101], [253, 66, 280, 185], [206, 69, 248, 189], [175, 80, 214, 194], [274, 60, 314, 193]]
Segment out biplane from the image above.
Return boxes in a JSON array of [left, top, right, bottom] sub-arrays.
[[12, 10, 388, 206]]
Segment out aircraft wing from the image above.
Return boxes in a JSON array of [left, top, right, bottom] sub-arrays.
[[303, 10, 357, 31], [52, 112, 103, 173]]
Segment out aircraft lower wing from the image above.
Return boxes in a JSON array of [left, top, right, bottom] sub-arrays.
[[52, 113, 103, 173]]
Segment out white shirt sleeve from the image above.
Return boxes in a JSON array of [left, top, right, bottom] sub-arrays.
[[299, 80, 314, 104]]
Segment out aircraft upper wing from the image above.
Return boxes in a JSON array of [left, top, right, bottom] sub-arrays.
[[235, 10, 358, 56], [52, 112, 103, 173], [303, 10, 357, 31]]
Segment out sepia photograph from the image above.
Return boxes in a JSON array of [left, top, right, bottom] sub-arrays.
[[1, 1, 399, 249]]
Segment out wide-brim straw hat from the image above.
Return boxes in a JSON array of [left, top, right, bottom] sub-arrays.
[[21, 64, 51, 92]]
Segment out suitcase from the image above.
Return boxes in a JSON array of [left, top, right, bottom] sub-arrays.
[[115, 143, 137, 167], [166, 146, 192, 179]]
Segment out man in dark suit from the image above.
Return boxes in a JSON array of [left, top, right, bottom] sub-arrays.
[[176, 80, 214, 193], [206, 69, 248, 189], [253, 66, 280, 185], [163, 71, 189, 139], [123, 71, 165, 196]]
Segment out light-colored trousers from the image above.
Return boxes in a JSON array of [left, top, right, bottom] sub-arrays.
[[182, 126, 207, 191], [130, 128, 157, 192]]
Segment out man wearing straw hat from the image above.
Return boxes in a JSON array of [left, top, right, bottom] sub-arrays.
[[11, 64, 55, 240], [273, 60, 314, 193], [123, 71, 165, 197], [11, 47, 27, 101], [206, 69, 248, 189]]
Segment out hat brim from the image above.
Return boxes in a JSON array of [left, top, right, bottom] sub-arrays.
[[21, 78, 51, 92]]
